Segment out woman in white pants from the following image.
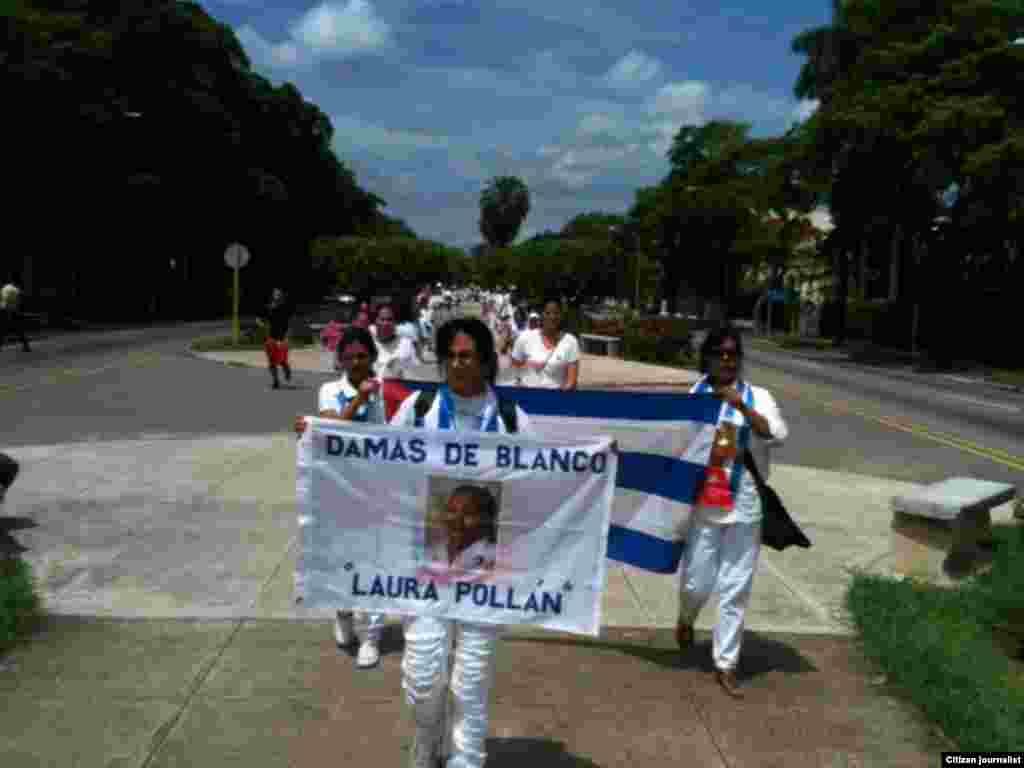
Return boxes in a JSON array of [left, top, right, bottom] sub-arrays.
[[295, 326, 388, 668], [390, 317, 532, 768], [677, 323, 788, 699]]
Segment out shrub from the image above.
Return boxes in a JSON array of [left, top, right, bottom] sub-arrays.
[[0, 557, 42, 653]]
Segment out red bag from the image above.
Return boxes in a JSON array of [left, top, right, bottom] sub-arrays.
[[697, 465, 735, 510]]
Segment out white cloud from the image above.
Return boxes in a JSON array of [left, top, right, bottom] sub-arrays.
[[792, 98, 820, 123], [578, 113, 620, 136], [236, 1, 392, 73], [548, 144, 640, 189], [235, 25, 314, 72], [646, 81, 708, 154], [331, 114, 449, 152], [649, 81, 709, 118], [603, 50, 662, 88], [291, 0, 393, 57]]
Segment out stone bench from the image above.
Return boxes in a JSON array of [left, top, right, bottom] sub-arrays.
[[580, 333, 622, 357], [891, 477, 1017, 582]]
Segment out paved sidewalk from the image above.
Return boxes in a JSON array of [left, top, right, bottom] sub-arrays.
[[2, 343, 1004, 765]]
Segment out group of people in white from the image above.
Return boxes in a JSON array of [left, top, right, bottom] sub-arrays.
[[295, 292, 786, 768]]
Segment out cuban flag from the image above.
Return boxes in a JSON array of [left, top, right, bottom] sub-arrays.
[[396, 382, 725, 574]]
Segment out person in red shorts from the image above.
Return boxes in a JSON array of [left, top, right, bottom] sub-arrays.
[[261, 288, 293, 390]]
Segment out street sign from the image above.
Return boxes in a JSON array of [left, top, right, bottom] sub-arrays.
[[224, 243, 250, 269], [224, 243, 250, 345]]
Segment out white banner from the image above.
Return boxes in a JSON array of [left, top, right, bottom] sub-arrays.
[[297, 420, 617, 636]]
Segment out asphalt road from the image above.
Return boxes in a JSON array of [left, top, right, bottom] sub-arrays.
[[0, 326, 1020, 492]]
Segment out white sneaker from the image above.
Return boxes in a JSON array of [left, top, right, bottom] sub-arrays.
[[356, 639, 380, 668], [409, 726, 440, 768], [334, 611, 356, 647]]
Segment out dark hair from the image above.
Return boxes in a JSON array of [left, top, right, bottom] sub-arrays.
[[450, 484, 498, 544], [699, 323, 744, 376], [375, 303, 396, 320], [336, 326, 378, 364], [0, 453, 19, 490], [542, 296, 563, 311], [435, 317, 498, 385]]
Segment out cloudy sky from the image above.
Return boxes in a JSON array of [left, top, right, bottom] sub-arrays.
[[211, 0, 826, 249]]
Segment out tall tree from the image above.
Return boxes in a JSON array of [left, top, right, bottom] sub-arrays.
[[479, 176, 530, 248]]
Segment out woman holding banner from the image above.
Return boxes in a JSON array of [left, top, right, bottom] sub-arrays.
[[677, 324, 788, 699], [390, 316, 533, 768], [294, 326, 390, 669]]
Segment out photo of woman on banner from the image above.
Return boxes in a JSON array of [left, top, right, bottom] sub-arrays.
[[425, 483, 499, 574]]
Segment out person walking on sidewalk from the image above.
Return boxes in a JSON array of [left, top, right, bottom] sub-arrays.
[[374, 304, 417, 380], [294, 326, 390, 668], [261, 288, 293, 390], [509, 297, 579, 390], [677, 323, 789, 699], [389, 316, 533, 768], [1, 281, 31, 353]]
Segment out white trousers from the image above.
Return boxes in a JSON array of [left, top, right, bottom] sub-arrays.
[[294, 570, 384, 643], [678, 520, 761, 671], [340, 610, 385, 643], [402, 616, 500, 768]]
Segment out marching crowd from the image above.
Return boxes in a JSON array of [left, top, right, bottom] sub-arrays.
[[290, 282, 788, 768]]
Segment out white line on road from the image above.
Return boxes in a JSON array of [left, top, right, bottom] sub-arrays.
[[935, 392, 1021, 412]]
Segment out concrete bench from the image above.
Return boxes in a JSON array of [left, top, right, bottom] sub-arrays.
[[891, 477, 1016, 582], [580, 333, 622, 357]]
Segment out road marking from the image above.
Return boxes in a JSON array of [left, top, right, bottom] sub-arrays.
[[818, 396, 1024, 472], [936, 391, 1021, 412]]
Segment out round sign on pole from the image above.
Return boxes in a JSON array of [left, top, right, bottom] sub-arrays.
[[224, 243, 250, 269]]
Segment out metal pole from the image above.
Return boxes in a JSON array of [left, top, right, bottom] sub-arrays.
[[232, 265, 240, 345]]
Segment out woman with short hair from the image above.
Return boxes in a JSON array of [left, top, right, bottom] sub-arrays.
[[509, 297, 580, 390], [677, 323, 789, 699], [390, 316, 534, 768]]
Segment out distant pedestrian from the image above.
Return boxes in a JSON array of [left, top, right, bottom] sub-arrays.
[[1, 281, 31, 353], [677, 323, 789, 699], [373, 304, 417, 379], [510, 298, 580, 390], [261, 288, 292, 390]]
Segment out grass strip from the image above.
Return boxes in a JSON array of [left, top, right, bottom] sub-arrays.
[[0, 557, 43, 654], [989, 369, 1024, 389], [190, 335, 314, 353], [845, 524, 1024, 750]]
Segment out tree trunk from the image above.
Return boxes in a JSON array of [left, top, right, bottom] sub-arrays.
[[888, 225, 900, 301], [833, 240, 850, 347]]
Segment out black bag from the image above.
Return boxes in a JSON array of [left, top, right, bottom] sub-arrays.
[[743, 450, 811, 551]]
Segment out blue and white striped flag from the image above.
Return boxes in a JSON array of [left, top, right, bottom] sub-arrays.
[[398, 382, 726, 574]]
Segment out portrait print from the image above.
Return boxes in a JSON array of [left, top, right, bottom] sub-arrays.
[[424, 477, 503, 573]]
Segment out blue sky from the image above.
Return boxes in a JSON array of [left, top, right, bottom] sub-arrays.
[[209, 0, 827, 249]]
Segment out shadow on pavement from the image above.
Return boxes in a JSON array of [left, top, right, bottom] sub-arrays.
[[486, 737, 602, 767], [507, 627, 817, 684]]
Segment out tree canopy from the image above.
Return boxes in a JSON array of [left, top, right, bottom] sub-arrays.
[[5, 0, 387, 318]]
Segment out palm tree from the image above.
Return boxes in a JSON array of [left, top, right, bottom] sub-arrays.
[[479, 176, 530, 248]]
